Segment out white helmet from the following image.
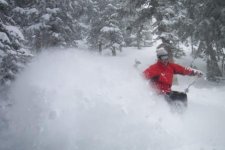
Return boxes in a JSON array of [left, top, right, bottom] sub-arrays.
[[156, 47, 168, 59]]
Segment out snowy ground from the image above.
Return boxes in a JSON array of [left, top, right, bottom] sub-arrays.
[[0, 44, 225, 150]]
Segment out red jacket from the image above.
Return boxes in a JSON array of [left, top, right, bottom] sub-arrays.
[[143, 61, 194, 93]]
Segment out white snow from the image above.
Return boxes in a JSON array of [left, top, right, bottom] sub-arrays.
[[13, 7, 38, 15], [164, 7, 175, 15], [27, 23, 45, 31], [0, 0, 8, 5], [0, 32, 10, 43], [41, 14, 51, 21], [79, 22, 89, 29], [46, 8, 60, 14], [101, 26, 120, 32], [0, 41, 5, 48], [4, 25, 25, 40], [13, 7, 25, 13], [1, 44, 225, 150], [27, 8, 39, 14]]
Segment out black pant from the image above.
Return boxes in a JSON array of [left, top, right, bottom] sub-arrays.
[[165, 91, 188, 107]]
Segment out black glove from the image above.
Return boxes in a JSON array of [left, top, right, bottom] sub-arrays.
[[192, 70, 203, 77]]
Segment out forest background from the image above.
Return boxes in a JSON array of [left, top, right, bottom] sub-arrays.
[[1, 0, 225, 88]]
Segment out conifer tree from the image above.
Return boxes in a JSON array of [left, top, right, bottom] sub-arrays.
[[0, 0, 31, 85], [87, 0, 124, 55]]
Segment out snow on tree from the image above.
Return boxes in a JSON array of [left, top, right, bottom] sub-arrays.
[[1, 0, 225, 84], [87, 0, 124, 55], [0, 0, 31, 86], [12, 1, 84, 51], [118, 0, 154, 48], [181, 0, 225, 81]]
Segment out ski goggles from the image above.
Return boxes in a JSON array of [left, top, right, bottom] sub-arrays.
[[159, 55, 169, 60]]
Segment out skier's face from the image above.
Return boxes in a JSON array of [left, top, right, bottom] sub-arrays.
[[159, 55, 169, 65]]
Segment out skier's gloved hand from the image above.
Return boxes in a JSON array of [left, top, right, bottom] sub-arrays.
[[192, 70, 203, 77]]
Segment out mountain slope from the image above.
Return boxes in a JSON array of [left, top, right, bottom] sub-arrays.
[[1, 46, 225, 150]]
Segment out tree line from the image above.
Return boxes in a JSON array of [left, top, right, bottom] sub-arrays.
[[1, 0, 225, 86]]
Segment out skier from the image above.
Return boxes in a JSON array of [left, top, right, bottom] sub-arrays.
[[143, 47, 203, 106]]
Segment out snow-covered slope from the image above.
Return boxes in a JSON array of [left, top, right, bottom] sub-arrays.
[[1, 45, 225, 150]]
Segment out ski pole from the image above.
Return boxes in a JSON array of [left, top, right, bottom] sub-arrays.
[[184, 76, 201, 93]]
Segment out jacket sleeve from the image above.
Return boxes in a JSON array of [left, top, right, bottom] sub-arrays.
[[143, 65, 160, 79], [172, 64, 194, 75]]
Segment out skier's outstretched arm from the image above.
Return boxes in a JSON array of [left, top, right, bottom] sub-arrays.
[[172, 64, 203, 77]]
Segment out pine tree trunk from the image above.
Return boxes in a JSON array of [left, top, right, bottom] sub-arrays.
[[119, 45, 122, 52], [98, 41, 102, 54], [191, 35, 194, 55], [137, 25, 143, 50], [112, 46, 116, 56], [206, 42, 222, 80], [222, 55, 225, 75]]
